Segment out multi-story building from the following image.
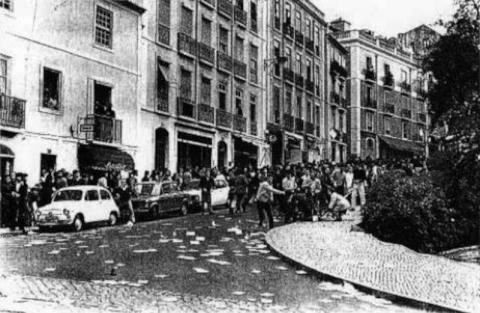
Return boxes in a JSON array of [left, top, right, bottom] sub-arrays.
[[332, 19, 430, 160], [137, 0, 267, 173], [0, 0, 144, 181], [265, 0, 327, 165], [325, 32, 349, 163]]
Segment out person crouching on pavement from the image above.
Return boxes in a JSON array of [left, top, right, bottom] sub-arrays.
[[113, 179, 135, 225], [256, 175, 285, 229], [326, 186, 350, 221]]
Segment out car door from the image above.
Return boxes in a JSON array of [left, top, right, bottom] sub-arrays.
[[158, 183, 172, 212], [213, 179, 229, 207], [84, 189, 100, 222], [100, 189, 115, 221]]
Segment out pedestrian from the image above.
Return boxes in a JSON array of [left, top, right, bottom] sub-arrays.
[[113, 179, 135, 225], [234, 168, 248, 213], [331, 163, 346, 195], [282, 170, 297, 223], [199, 169, 215, 215], [1, 175, 16, 229], [326, 186, 350, 221], [141, 171, 150, 182], [351, 163, 367, 209], [55, 171, 68, 190], [255, 175, 285, 229], [15, 173, 30, 234]]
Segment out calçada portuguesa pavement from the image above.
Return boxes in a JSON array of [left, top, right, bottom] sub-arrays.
[[0, 209, 430, 312], [265, 222, 480, 313]]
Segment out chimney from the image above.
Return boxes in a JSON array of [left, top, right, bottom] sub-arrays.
[[330, 18, 351, 32]]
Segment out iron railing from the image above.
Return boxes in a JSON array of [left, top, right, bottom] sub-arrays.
[[216, 108, 232, 128], [198, 42, 215, 64], [217, 51, 232, 73], [198, 104, 214, 124], [0, 94, 26, 129], [178, 33, 196, 56], [177, 97, 196, 119]]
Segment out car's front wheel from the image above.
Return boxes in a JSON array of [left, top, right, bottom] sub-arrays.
[[109, 212, 118, 226], [72, 215, 83, 232]]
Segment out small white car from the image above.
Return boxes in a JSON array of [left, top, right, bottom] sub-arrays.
[[36, 186, 120, 232], [183, 178, 230, 209]]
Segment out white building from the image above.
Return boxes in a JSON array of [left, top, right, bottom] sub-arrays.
[[0, 0, 145, 183]]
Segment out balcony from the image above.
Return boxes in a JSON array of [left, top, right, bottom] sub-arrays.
[[234, 6, 247, 27], [341, 132, 348, 143], [217, 0, 232, 18], [399, 81, 412, 94], [274, 17, 281, 30], [340, 97, 348, 108], [217, 51, 232, 73], [306, 39, 315, 53], [157, 24, 170, 45], [306, 80, 315, 94], [250, 121, 257, 136], [382, 72, 395, 88], [401, 109, 412, 119], [283, 23, 294, 38], [295, 118, 304, 134], [0, 94, 26, 129], [306, 122, 315, 135], [283, 67, 294, 83], [177, 97, 196, 119], [283, 114, 294, 132], [330, 91, 340, 104], [197, 42, 215, 65], [234, 59, 247, 80], [295, 30, 304, 46], [178, 33, 196, 57], [93, 115, 122, 144], [233, 115, 246, 132], [200, 0, 215, 8], [216, 108, 232, 128], [295, 73, 304, 88], [198, 104, 215, 125], [363, 67, 376, 82], [384, 103, 395, 114], [330, 60, 348, 78], [412, 133, 423, 142], [418, 113, 427, 123], [363, 99, 377, 109]]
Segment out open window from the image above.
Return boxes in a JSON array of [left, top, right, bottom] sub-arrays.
[[42, 67, 62, 110]]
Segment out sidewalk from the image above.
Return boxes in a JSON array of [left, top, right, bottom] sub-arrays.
[[0, 226, 38, 238], [265, 222, 480, 313]]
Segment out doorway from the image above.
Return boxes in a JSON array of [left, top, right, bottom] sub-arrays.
[[40, 154, 57, 174], [154, 128, 168, 171]]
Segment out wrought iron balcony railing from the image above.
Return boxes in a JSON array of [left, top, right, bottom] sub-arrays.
[[178, 33, 196, 56], [401, 108, 412, 119], [198, 104, 215, 124], [234, 59, 247, 80], [283, 67, 294, 83], [234, 6, 247, 27], [384, 103, 395, 114], [216, 108, 232, 128], [218, 0, 232, 18], [217, 51, 232, 73], [306, 121, 315, 135], [295, 30, 304, 46], [0, 94, 26, 129], [306, 80, 315, 93], [197, 42, 215, 64], [295, 117, 304, 134], [363, 67, 376, 81], [233, 114, 246, 132], [92, 114, 122, 144], [283, 23, 294, 38], [157, 24, 170, 45], [295, 73, 304, 87]]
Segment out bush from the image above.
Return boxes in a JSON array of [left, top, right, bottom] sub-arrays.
[[361, 170, 463, 254]]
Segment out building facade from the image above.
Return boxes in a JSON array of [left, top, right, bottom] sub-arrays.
[[332, 20, 430, 160], [325, 33, 349, 163], [137, 0, 267, 174], [265, 0, 327, 166], [0, 0, 144, 182]]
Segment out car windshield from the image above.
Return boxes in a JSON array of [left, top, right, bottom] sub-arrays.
[[53, 190, 83, 202], [185, 180, 200, 190], [136, 183, 160, 196]]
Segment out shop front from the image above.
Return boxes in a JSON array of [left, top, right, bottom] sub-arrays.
[[379, 135, 424, 159], [233, 136, 258, 169], [78, 144, 135, 175], [286, 136, 302, 164], [177, 132, 212, 170]]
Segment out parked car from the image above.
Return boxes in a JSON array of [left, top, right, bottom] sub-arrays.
[[132, 181, 190, 219], [183, 178, 230, 210], [36, 186, 120, 232]]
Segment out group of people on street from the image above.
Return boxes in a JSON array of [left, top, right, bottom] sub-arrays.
[[1, 155, 426, 232]]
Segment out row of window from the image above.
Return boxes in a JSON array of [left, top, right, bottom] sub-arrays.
[[158, 61, 257, 121], [364, 112, 425, 140], [362, 83, 425, 112], [272, 86, 319, 124]]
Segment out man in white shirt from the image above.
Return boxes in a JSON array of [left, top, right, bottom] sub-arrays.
[[327, 187, 350, 221], [282, 171, 297, 223]]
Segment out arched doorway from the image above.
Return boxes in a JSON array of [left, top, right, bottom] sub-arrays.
[[0, 144, 14, 178], [217, 141, 227, 170], [155, 128, 168, 171]]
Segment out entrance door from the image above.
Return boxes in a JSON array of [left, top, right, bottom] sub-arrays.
[[155, 128, 168, 171], [40, 154, 57, 174], [217, 141, 227, 170]]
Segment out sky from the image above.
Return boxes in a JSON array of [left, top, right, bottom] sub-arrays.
[[313, 0, 456, 37]]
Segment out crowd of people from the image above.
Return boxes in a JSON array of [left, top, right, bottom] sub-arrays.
[[0, 155, 427, 233]]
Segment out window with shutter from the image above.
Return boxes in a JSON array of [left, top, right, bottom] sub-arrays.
[[180, 6, 193, 35], [219, 27, 229, 53], [0, 57, 7, 94], [201, 18, 212, 44], [180, 69, 192, 100]]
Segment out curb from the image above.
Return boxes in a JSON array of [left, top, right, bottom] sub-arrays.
[[265, 228, 466, 313]]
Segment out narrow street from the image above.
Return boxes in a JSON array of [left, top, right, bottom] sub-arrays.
[[0, 209, 428, 312]]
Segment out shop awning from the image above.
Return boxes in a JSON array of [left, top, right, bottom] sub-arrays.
[[78, 144, 135, 172], [379, 135, 423, 154], [0, 144, 14, 158]]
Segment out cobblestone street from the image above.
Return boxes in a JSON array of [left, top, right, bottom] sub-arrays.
[[0, 210, 427, 312]]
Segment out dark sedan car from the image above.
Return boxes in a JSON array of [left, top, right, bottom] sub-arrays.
[[132, 181, 190, 219]]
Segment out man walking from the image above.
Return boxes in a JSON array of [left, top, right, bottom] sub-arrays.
[[199, 169, 215, 215]]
